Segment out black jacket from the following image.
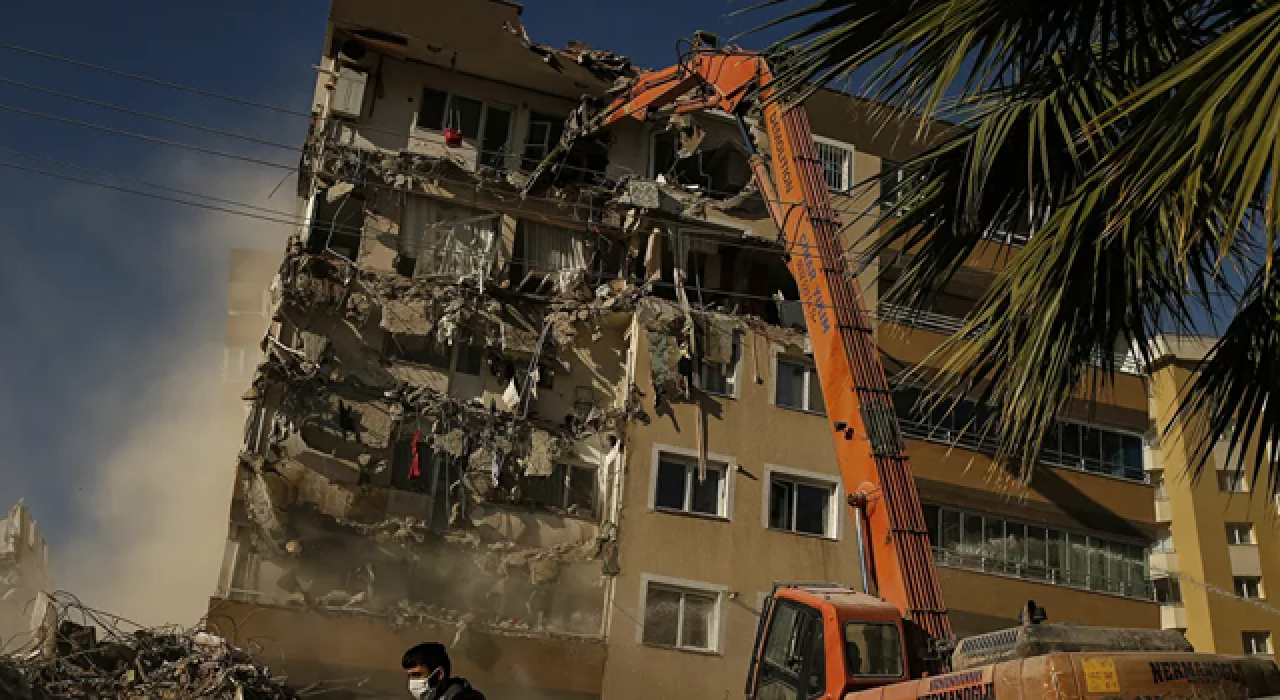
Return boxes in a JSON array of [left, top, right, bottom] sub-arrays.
[[438, 677, 485, 700]]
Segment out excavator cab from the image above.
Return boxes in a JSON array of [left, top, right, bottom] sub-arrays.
[[746, 584, 908, 700]]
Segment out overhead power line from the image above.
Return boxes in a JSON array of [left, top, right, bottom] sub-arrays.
[[0, 146, 295, 218], [0, 102, 298, 171], [0, 41, 313, 118], [0, 75, 301, 154]]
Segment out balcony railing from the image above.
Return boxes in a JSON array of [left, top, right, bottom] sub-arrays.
[[899, 418, 1147, 483], [877, 302, 1143, 375], [932, 546, 1155, 601]]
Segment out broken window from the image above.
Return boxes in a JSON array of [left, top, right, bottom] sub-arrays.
[[521, 222, 590, 273], [814, 137, 854, 192], [523, 112, 566, 171], [522, 463, 597, 515], [776, 356, 825, 415], [651, 130, 751, 196], [391, 437, 434, 494], [480, 105, 514, 168], [768, 473, 835, 538], [653, 455, 726, 518], [643, 582, 720, 651], [510, 220, 595, 291], [400, 197, 500, 279], [386, 334, 452, 369], [700, 330, 740, 397], [309, 186, 364, 260]]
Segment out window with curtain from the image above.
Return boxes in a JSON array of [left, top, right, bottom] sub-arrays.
[[521, 221, 590, 274], [401, 197, 500, 279]]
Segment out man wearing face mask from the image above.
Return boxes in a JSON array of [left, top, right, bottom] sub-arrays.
[[402, 642, 486, 700]]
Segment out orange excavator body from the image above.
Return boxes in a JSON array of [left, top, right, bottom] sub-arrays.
[[534, 35, 1280, 700]]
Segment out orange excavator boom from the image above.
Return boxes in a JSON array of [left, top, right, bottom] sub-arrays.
[[570, 42, 952, 673]]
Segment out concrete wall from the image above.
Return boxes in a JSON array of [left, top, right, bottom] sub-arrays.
[[1150, 357, 1280, 655], [602, 324, 864, 700]]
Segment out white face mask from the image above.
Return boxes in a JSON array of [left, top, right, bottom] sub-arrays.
[[408, 668, 443, 699]]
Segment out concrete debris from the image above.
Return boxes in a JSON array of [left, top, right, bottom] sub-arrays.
[[524, 430, 557, 477], [0, 597, 297, 700], [434, 428, 467, 458], [701, 314, 738, 367]]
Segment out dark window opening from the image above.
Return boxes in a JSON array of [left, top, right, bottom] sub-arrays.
[[386, 334, 452, 368], [308, 188, 364, 260], [652, 131, 750, 197], [523, 112, 566, 171], [418, 88, 449, 131]]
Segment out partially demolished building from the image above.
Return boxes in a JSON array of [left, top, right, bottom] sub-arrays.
[[208, 1, 1162, 699], [0, 502, 53, 654]]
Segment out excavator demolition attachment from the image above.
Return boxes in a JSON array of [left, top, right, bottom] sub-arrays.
[[527, 31, 1280, 700]]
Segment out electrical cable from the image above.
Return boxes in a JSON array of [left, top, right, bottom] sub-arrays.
[[0, 40, 314, 118], [0, 74, 303, 154], [0, 101, 297, 171], [0, 146, 296, 218]]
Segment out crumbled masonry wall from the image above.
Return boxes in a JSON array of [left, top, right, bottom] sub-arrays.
[[0, 503, 53, 654], [224, 230, 649, 639]]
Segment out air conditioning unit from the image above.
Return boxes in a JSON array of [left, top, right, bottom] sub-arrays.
[[330, 67, 368, 119], [330, 39, 378, 120]]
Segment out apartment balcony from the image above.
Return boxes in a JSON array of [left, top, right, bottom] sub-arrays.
[[876, 303, 1144, 375], [1155, 498, 1173, 522], [931, 546, 1155, 601], [1160, 603, 1187, 629]]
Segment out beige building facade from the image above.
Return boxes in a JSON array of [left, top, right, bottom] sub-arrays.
[[207, 1, 1162, 698], [1146, 334, 1280, 657]]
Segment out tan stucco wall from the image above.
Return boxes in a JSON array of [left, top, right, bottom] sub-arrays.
[[602, 325, 863, 700], [1151, 359, 1280, 655]]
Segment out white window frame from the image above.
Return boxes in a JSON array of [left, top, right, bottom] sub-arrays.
[[648, 444, 734, 520], [1235, 576, 1265, 600], [812, 135, 855, 192], [772, 349, 826, 415], [762, 465, 842, 540], [1243, 631, 1273, 655], [1226, 523, 1256, 545], [523, 112, 560, 166], [637, 573, 727, 654], [415, 88, 515, 168], [700, 331, 742, 399]]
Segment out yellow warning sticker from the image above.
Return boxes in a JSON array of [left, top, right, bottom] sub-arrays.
[[1082, 658, 1121, 694]]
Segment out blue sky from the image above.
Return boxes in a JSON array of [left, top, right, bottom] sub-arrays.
[[0, 0, 798, 625]]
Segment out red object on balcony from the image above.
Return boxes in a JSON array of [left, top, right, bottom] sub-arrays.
[[443, 128, 463, 147]]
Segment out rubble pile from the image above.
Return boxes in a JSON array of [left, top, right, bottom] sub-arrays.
[[0, 597, 297, 700]]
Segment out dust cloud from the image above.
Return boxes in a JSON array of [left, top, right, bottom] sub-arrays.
[[45, 157, 291, 628]]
